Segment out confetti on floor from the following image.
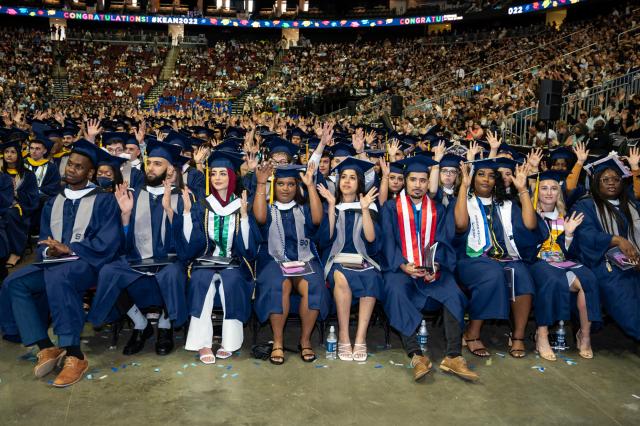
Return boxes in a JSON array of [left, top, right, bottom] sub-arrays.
[[99, 375, 108, 380], [111, 367, 118, 372], [177, 371, 183, 376], [374, 364, 383, 369], [222, 373, 228, 378], [486, 358, 493, 366], [154, 368, 160, 373], [495, 352, 506, 358], [86, 374, 93, 380], [632, 394, 640, 399], [231, 373, 238, 378]]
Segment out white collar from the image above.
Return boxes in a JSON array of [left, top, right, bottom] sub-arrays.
[[336, 202, 378, 212], [443, 186, 454, 195], [274, 200, 296, 210], [479, 196, 492, 206], [182, 163, 190, 173], [609, 199, 620, 206], [541, 208, 559, 220], [130, 158, 141, 168], [146, 185, 167, 196], [206, 194, 241, 216], [64, 184, 95, 200]]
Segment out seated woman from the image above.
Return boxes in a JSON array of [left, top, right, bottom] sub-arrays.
[[317, 158, 382, 362], [432, 154, 464, 207], [528, 170, 601, 360], [1, 139, 39, 268], [252, 161, 329, 365], [454, 159, 546, 358], [571, 156, 640, 341], [378, 158, 405, 205], [95, 152, 125, 193], [186, 151, 257, 364]]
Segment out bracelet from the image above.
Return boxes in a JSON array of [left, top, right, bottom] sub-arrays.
[[518, 190, 529, 196], [256, 192, 266, 195]]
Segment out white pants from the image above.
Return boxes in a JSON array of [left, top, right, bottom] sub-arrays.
[[185, 274, 244, 352]]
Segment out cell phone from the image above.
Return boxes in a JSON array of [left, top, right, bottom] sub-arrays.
[[414, 266, 427, 272]]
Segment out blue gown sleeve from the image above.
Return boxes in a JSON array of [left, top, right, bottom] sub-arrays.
[[40, 163, 61, 198], [16, 172, 40, 216], [511, 202, 548, 263], [380, 201, 406, 272], [234, 214, 260, 260], [69, 193, 122, 269], [187, 169, 206, 201], [37, 197, 55, 260], [434, 203, 457, 274], [571, 199, 613, 268], [316, 206, 337, 251], [0, 174, 14, 215], [130, 168, 145, 190], [361, 211, 382, 257], [171, 194, 206, 261]]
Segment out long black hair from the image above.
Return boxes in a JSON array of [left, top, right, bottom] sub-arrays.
[[1, 145, 25, 177], [468, 167, 510, 205], [274, 176, 307, 205], [590, 168, 639, 247], [335, 169, 365, 204]]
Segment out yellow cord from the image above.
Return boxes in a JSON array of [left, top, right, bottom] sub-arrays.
[[269, 170, 275, 205], [205, 163, 210, 196], [533, 174, 540, 210]]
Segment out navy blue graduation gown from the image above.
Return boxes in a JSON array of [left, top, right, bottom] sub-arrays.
[[529, 219, 601, 326], [455, 200, 547, 320], [129, 167, 145, 190], [188, 200, 258, 323], [318, 208, 383, 300], [6, 171, 39, 255], [380, 199, 468, 336], [433, 187, 457, 208], [570, 197, 640, 339], [184, 166, 206, 200], [88, 189, 202, 327], [0, 174, 15, 259], [26, 159, 61, 198], [5, 190, 121, 347], [253, 204, 330, 323]]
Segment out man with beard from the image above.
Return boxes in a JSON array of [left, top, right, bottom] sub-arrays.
[[380, 156, 477, 383], [4, 140, 121, 387], [88, 140, 202, 357]]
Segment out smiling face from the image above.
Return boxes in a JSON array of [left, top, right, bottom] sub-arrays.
[[498, 167, 513, 187], [275, 177, 298, 203], [538, 179, 560, 210], [473, 168, 496, 198], [598, 169, 623, 200], [210, 167, 230, 193], [338, 169, 358, 197]]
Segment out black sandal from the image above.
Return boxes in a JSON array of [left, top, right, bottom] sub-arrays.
[[270, 347, 285, 365], [298, 344, 316, 363], [463, 336, 490, 358], [509, 337, 527, 358]]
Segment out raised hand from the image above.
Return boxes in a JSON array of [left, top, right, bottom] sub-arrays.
[[388, 138, 400, 160], [563, 211, 584, 236], [193, 145, 210, 165], [486, 129, 502, 151], [134, 120, 146, 144], [573, 141, 589, 164], [527, 148, 544, 169], [460, 162, 472, 188], [245, 151, 258, 172], [85, 118, 103, 143], [467, 141, 481, 162], [240, 190, 248, 218], [365, 130, 376, 145], [181, 188, 192, 214], [624, 146, 640, 171], [320, 122, 334, 146], [360, 187, 379, 210], [114, 182, 134, 215], [512, 163, 531, 191], [433, 141, 446, 162], [316, 184, 335, 206], [300, 162, 316, 187], [255, 161, 273, 184], [352, 128, 365, 154], [379, 157, 390, 177], [162, 179, 174, 217]]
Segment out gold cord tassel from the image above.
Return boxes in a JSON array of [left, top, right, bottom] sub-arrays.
[[305, 141, 309, 163], [205, 162, 210, 196], [269, 170, 275, 205], [533, 174, 540, 210]]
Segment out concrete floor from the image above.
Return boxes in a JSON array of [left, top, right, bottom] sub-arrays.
[[1, 319, 639, 426]]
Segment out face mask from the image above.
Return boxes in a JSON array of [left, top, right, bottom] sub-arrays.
[[97, 177, 113, 189]]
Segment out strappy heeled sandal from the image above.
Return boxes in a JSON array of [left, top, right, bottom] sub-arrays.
[[508, 335, 527, 358], [462, 335, 490, 358], [338, 343, 353, 361], [352, 343, 367, 362]]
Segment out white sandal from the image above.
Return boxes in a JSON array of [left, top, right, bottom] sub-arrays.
[[338, 343, 353, 361], [199, 348, 216, 365], [216, 348, 233, 359], [353, 343, 368, 362]]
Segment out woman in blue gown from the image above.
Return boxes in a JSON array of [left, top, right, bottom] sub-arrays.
[[316, 158, 382, 362], [570, 156, 640, 341], [185, 151, 258, 364], [528, 170, 601, 361], [454, 159, 546, 358], [0, 139, 39, 268], [252, 161, 328, 365]]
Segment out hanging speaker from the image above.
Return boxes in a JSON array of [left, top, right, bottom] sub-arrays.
[[391, 95, 404, 117], [537, 79, 563, 122]]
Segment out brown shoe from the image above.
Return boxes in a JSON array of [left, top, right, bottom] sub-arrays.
[[439, 356, 479, 382], [411, 354, 432, 382], [52, 356, 89, 388], [34, 348, 66, 378]]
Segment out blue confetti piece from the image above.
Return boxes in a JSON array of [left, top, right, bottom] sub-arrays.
[[226, 365, 232, 370], [121, 364, 127, 369], [374, 364, 383, 369], [566, 360, 577, 366], [111, 367, 118, 372], [231, 373, 238, 378], [234, 351, 241, 356], [314, 364, 326, 369], [154, 368, 161, 372], [47, 380, 54, 385]]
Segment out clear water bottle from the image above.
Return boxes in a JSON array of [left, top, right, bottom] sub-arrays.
[[325, 326, 337, 359], [417, 320, 429, 353], [554, 320, 567, 351]]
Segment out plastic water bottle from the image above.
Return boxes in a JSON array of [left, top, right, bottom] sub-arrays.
[[325, 326, 337, 359], [554, 320, 567, 351], [417, 320, 429, 353]]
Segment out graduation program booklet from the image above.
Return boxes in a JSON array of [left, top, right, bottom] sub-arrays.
[[35, 255, 80, 265], [333, 253, 373, 271], [504, 267, 516, 302], [279, 260, 314, 277], [193, 256, 239, 269], [129, 254, 178, 269], [605, 247, 637, 270], [424, 242, 438, 274]]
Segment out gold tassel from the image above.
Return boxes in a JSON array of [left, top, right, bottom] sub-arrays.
[[205, 162, 210, 196], [269, 170, 275, 205], [385, 134, 389, 162], [305, 141, 309, 163], [533, 174, 540, 210]]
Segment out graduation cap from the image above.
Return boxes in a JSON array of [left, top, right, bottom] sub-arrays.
[[43, 128, 63, 140], [164, 130, 192, 152], [389, 161, 405, 175], [497, 143, 527, 163], [62, 127, 79, 138], [274, 164, 306, 179], [71, 139, 103, 167], [439, 154, 465, 169], [469, 158, 503, 171], [257, 129, 277, 139], [495, 158, 522, 171], [331, 157, 375, 176], [102, 132, 130, 146], [97, 148, 128, 169], [328, 143, 356, 158], [529, 170, 570, 182], [191, 126, 213, 139], [365, 149, 386, 159], [289, 127, 306, 139], [396, 156, 438, 174], [124, 135, 140, 147], [0, 139, 23, 154], [158, 125, 173, 134], [208, 150, 245, 171], [226, 127, 246, 138], [215, 137, 244, 153], [549, 147, 576, 162], [267, 137, 298, 158], [583, 154, 631, 177], [30, 120, 52, 136], [6, 128, 29, 143], [146, 140, 183, 165], [30, 137, 54, 153]]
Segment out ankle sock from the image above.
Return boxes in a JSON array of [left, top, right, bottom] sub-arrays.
[[64, 345, 84, 360], [36, 338, 54, 351], [157, 311, 171, 329], [127, 305, 148, 330]]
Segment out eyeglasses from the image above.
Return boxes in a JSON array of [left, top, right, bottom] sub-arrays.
[[600, 177, 622, 184], [441, 169, 459, 176]]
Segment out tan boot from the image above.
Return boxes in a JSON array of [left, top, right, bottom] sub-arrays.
[[52, 356, 89, 388], [34, 348, 66, 378], [439, 356, 479, 382], [411, 354, 432, 382]]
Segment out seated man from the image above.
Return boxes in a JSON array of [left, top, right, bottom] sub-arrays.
[[24, 136, 61, 237], [381, 156, 477, 383], [5, 140, 121, 387], [88, 140, 202, 357]]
